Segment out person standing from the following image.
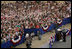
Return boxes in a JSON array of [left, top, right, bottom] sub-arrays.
[[25, 33, 31, 48], [55, 28, 62, 41], [37, 31, 42, 40]]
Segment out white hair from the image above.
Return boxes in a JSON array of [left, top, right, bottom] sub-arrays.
[[25, 33, 29, 38], [57, 28, 61, 31]]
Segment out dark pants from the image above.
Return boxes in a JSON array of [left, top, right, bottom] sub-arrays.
[[26, 43, 31, 48], [56, 33, 62, 41], [56, 33, 59, 41], [63, 33, 66, 42], [26, 39, 32, 48]]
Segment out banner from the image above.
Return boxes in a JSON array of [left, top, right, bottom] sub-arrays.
[[42, 25, 49, 31], [57, 19, 62, 25], [10, 35, 22, 45]]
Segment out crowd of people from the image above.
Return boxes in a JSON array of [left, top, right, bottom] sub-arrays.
[[1, 1, 71, 44]]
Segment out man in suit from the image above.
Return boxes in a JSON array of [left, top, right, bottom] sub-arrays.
[[56, 28, 62, 41]]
